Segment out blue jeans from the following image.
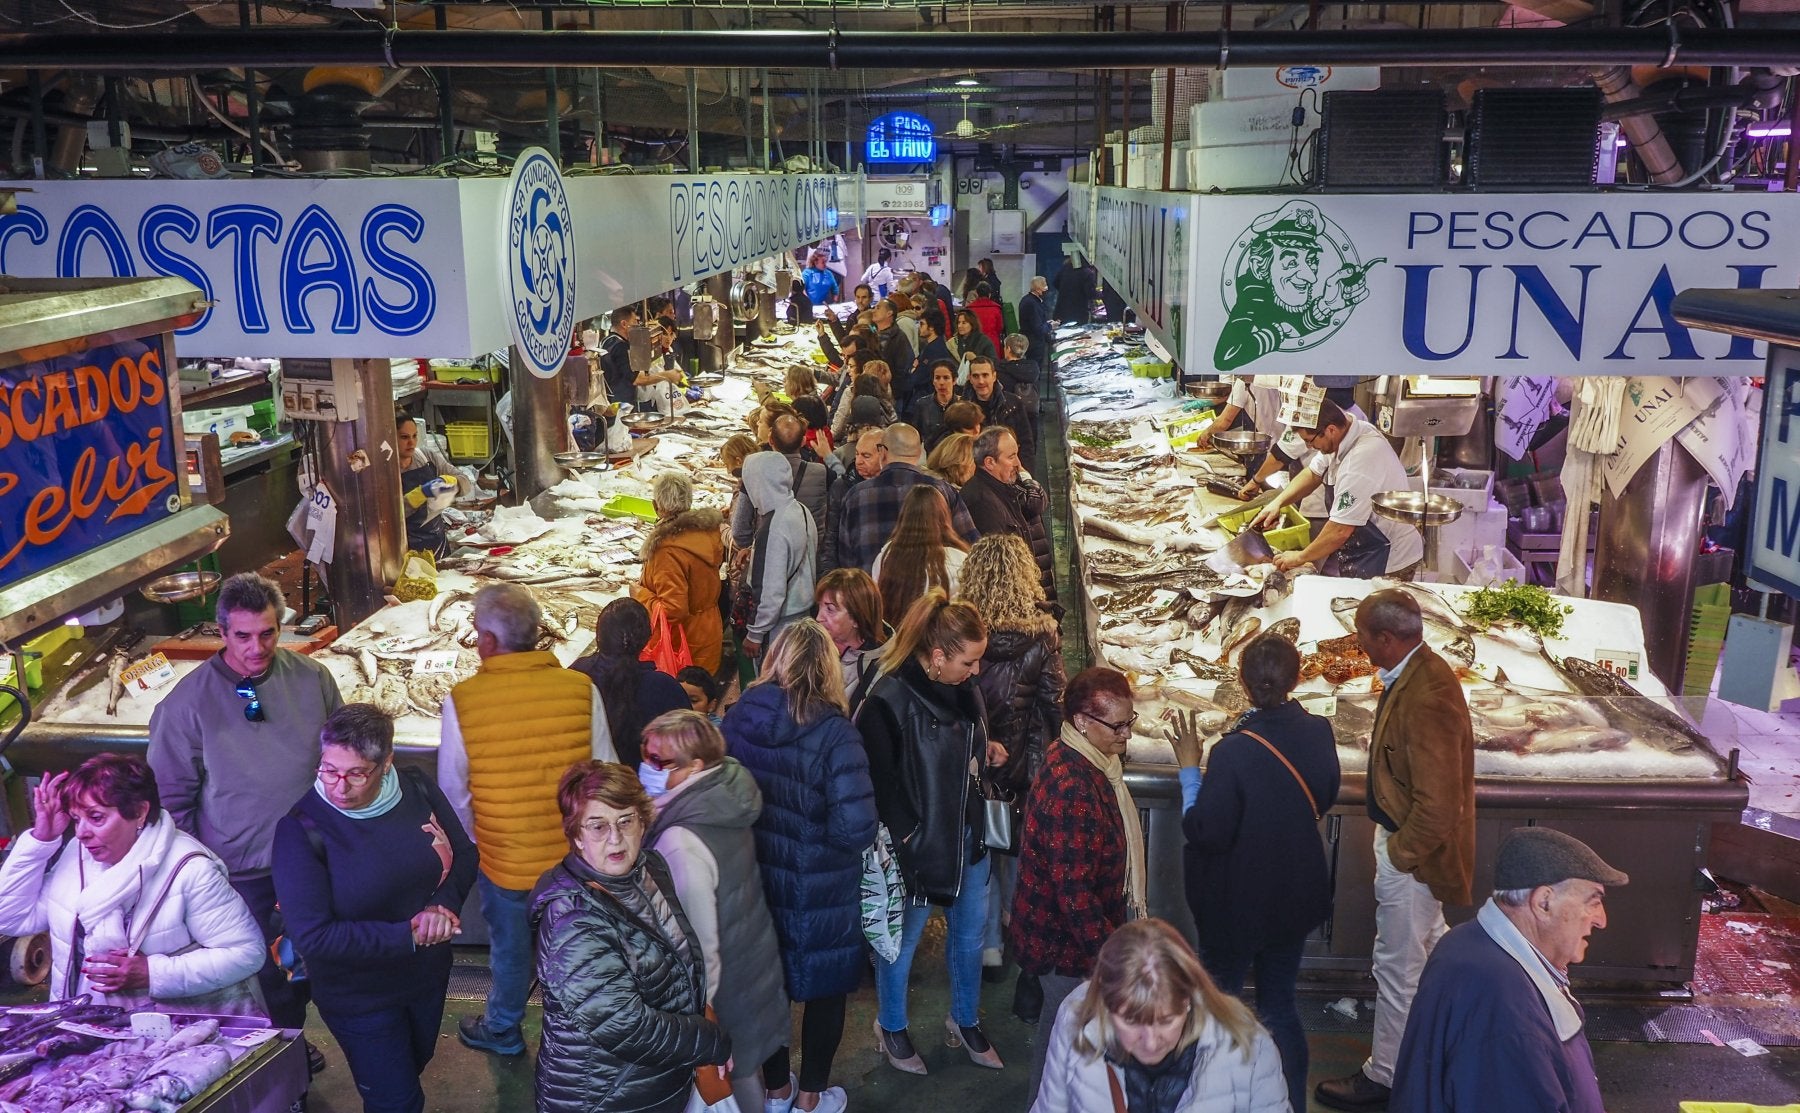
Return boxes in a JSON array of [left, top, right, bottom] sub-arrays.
[[318, 978, 446, 1113], [875, 840, 990, 1031], [1202, 937, 1308, 1113], [478, 875, 533, 1036]]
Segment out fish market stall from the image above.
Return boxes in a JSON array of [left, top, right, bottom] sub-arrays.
[[0, 1007, 306, 1113], [1049, 323, 1748, 987]]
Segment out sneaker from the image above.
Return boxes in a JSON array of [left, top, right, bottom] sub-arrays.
[[1315, 1070, 1391, 1111], [765, 1072, 797, 1113], [303, 1039, 327, 1077], [458, 1015, 526, 1056], [803, 1087, 848, 1113]]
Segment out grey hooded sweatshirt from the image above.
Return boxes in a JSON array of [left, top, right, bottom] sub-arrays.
[[740, 450, 818, 643]]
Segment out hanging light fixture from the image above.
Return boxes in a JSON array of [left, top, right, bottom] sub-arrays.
[[955, 74, 981, 87]]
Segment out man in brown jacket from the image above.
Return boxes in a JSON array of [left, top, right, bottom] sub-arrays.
[[1317, 589, 1476, 1112]]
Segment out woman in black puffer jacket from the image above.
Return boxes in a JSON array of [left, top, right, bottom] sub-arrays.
[[956, 533, 1067, 1004], [531, 761, 730, 1113]]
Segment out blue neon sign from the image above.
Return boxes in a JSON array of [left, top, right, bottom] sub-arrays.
[[865, 112, 937, 166]]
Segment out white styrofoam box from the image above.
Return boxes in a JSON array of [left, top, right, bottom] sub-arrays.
[[1430, 468, 1496, 512], [1207, 66, 1382, 103], [1430, 501, 1508, 578], [1195, 94, 1317, 151], [1454, 543, 1528, 587], [1188, 145, 1303, 191], [181, 404, 255, 435], [1126, 149, 1191, 191]]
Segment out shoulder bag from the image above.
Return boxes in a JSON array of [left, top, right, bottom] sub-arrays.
[[1241, 729, 1322, 820]]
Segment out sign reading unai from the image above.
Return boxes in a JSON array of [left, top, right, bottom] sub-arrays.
[[1, 335, 181, 589], [1092, 186, 1196, 367], [502, 148, 578, 379], [1191, 194, 1800, 375], [1750, 350, 1800, 598]]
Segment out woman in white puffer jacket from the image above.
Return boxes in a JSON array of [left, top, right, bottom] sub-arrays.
[[1032, 919, 1292, 1113], [0, 754, 264, 1012]]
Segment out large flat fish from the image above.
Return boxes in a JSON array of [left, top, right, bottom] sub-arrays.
[[1548, 654, 1709, 754], [1222, 616, 1263, 663]]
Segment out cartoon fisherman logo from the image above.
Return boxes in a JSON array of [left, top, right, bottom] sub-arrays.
[[1215, 200, 1382, 371]]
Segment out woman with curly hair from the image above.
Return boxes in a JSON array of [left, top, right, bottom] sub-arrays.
[[957, 534, 1067, 990], [925, 432, 976, 488], [872, 485, 970, 627]]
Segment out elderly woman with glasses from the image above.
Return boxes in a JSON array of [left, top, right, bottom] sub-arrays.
[[1011, 668, 1206, 1102], [272, 704, 476, 1113], [0, 753, 264, 1013], [534, 761, 730, 1113]]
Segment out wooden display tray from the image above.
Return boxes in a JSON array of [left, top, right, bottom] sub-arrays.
[[151, 625, 339, 662]]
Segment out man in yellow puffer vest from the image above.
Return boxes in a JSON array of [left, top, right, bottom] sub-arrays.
[[437, 584, 615, 1057]]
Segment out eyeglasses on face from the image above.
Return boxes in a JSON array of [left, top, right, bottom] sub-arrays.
[[234, 682, 265, 723], [1085, 710, 1139, 735], [580, 814, 642, 841], [317, 765, 381, 788]]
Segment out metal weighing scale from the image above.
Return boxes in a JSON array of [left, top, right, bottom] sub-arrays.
[[1369, 376, 1484, 575]]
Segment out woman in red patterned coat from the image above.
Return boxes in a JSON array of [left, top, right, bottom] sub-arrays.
[[1008, 667, 1206, 1106]]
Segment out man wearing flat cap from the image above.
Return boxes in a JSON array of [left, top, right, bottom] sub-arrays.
[[1390, 827, 1628, 1113]]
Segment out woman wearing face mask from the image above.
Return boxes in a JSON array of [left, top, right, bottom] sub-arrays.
[[642, 711, 792, 1113], [0, 754, 264, 1013], [722, 621, 877, 1113], [1031, 919, 1288, 1113], [571, 598, 692, 768], [273, 704, 478, 1113], [534, 761, 731, 1113], [857, 592, 1007, 1075]]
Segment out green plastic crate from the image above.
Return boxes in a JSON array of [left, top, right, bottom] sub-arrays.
[[1216, 504, 1312, 553], [601, 494, 657, 522]]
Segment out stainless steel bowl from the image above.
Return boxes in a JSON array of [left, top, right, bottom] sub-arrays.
[[1211, 429, 1273, 460], [689, 373, 725, 387], [552, 451, 611, 471], [1372, 490, 1465, 528], [1183, 381, 1232, 404], [140, 570, 221, 604], [626, 412, 670, 433]]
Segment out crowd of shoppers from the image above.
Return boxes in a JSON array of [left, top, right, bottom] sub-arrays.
[[2, 263, 1637, 1113]]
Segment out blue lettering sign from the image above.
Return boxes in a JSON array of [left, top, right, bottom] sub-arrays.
[[865, 112, 937, 165]]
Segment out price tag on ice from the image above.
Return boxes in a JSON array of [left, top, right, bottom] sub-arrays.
[[413, 650, 460, 675], [1298, 693, 1339, 719], [1591, 649, 1640, 682], [121, 653, 175, 700]]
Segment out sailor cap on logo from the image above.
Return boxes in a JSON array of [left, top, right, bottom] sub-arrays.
[[1252, 200, 1325, 247]]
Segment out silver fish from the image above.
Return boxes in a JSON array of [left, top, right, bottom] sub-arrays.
[[1267, 617, 1303, 644], [1440, 634, 1476, 669], [1377, 579, 1475, 634], [1171, 649, 1237, 681], [1525, 726, 1633, 754], [104, 655, 128, 717], [1332, 597, 1362, 634], [427, 588, 473, 631], [1222, 616, 1263, 663]]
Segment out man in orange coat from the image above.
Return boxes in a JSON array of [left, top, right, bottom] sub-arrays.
[[635, 470, 727, 673], [1317, 588, 1476, 1111]]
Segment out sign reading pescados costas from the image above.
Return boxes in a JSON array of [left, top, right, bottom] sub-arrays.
[[0, 336, 181, 588]]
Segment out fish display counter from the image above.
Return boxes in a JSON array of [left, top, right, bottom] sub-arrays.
[[9, 327, 823, 766], [1048, 324, 1748, 988]]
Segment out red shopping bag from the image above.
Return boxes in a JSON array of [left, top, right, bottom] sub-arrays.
[[642, 601, 694, 676]]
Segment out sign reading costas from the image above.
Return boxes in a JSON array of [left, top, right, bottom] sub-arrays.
[[1193, 194, 1800, 375], [0, 335, 180, 590], [1092, 186, 1196, 367], [1750, 349, 1800, 598], [502, 148, 578, 379], [865, 112, 936, 166]]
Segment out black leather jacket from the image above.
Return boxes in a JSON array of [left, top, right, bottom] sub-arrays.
[[975, 621, 1066, 794], [530, 850, 730, 1113], [858, 658, 988, 904]]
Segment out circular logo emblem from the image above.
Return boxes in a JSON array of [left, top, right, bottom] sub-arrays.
[[502, 148, 578, 379], [1276, 65, 1332, 89], [1218, 200, 1366, 363]]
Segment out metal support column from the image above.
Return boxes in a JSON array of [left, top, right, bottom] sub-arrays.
[[239, 0, 261, 174], [1593, 441, 1711, 691], [321, 359, 404, 629], [762, 69, 772, 169], [435, 4, 455, 160], [508, 348, 567, 504], [685, 11, 699, 172], [542, 8, 562, 161]]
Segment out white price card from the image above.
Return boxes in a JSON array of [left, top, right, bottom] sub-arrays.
[[1727, 1037, 1770, 1058], [413, 650, 460, 675], [305, 484, 338, 564], [121, 653, 176, 700], [1591, 649, 1641, 682]]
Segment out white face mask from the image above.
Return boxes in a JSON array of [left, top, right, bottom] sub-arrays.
[[637, 761, 671, 798]]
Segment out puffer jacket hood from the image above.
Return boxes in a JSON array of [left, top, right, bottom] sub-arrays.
[[723, 683, 799, 746], [742, 451, 795, 514], [652, 758, 762, 834], [641, 506, 723, 563]]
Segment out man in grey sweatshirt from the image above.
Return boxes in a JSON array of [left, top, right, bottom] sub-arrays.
[[739, 451, 819, 661], [148, 573, 341, 1053]]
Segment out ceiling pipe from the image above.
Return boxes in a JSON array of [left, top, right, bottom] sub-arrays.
[[1591, 66, 1685, 184], [8, 28, 1800, 71]]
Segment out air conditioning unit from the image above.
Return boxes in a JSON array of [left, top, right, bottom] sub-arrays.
[[1465, 87, 1603, 191], [1318, 89, 1447, 190]]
